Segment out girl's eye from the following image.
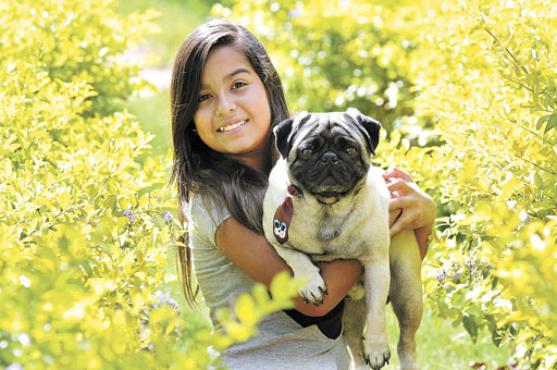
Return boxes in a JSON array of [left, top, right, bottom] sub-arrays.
[[198, 94, 211, 103], [232, 81, 247, 89], [346, 147, 357, 156]]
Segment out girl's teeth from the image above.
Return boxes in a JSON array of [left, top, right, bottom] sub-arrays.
[[219, 120, 246, 132]]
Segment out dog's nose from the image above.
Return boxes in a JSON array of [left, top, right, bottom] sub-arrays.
[[321, 151, 338, 164]]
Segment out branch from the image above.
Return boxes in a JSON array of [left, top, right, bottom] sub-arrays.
[[517, 156, 557, 176], [483, 26, 529, 75]]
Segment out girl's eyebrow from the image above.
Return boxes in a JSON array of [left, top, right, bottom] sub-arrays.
[[224, 68, 251, 80], [200, 68, 252, 89]]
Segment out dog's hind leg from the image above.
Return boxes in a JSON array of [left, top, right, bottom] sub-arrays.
[[389, 230, 423, 370], [343, 297, 367, 370], [362, 255, 391, 369]]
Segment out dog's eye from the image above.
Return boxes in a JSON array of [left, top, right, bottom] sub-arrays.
[[301, 148, 313, 158], [345, 147, 357, 156]]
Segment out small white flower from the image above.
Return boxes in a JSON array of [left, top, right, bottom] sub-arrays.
[[19, 275, 31, 288]]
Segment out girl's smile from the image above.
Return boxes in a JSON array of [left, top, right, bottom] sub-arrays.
[[217, 118, 248, 133]]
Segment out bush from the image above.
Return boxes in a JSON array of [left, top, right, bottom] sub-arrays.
[[0, 1, 296, 369], [215, 0, 557, 368], [394, 2, 557, 367]]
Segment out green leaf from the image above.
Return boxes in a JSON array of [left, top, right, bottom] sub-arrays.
[[544, 113, 557, 135], [463, 315, 479, 343]]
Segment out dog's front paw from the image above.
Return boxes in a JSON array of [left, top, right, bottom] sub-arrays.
[[299, 273, 327, 305], [364, 335, 390, 370]]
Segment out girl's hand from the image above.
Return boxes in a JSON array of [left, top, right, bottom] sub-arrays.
[[383, 167, 436, 259]]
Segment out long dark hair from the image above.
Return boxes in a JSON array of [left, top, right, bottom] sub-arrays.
[[170, 20, 289, 304]]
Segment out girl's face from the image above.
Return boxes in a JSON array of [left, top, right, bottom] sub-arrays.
[[193, 45, 272, 169]]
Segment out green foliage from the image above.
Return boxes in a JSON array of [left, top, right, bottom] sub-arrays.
[[116, 0, 213, 68], [397, 2, 557, 367], [0, 1, 297, 369], [216, 0, 557, 368]]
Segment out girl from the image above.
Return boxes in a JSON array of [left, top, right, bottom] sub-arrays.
[[171, 20, 436, 370]]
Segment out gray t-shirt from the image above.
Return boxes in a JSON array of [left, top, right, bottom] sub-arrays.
[[183, 193, 350, 370]]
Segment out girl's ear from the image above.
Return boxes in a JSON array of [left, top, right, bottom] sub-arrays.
[[345, 107, 381, 155]]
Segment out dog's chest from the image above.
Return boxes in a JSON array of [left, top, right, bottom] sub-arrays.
[[316, 211, 344, 242], [288, 201, 366, 258]]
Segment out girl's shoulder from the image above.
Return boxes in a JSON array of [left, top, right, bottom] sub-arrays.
[[184, 192, 231, 246], [184, 192, 226, 219]]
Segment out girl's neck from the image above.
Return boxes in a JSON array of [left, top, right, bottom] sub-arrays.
[[227, 138, 273, 174], [231, 154, 265, 173]]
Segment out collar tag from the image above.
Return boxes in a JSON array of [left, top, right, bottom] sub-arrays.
[[273, 197, 293, 244]]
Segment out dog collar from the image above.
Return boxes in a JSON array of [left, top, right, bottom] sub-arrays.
[[286, 184, 303, 198], [272, 184, 303, 244]]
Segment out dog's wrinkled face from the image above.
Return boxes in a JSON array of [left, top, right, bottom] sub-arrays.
[[274, 108, 381, 202]]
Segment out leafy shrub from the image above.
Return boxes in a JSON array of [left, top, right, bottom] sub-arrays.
[[0, 1, 296, 369], [393, 2, 557, 368], [215, 0, 557, 368]]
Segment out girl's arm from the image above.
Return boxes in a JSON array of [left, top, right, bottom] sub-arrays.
[[215, 217, 363, 317], [383, 167, 437, 259]]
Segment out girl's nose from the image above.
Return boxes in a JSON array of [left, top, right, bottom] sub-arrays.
[[216, 93, 237, 116]]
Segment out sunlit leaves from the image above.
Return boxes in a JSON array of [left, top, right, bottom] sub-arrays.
[[214, 271, 300, 346], [0, 1, 301, 369]]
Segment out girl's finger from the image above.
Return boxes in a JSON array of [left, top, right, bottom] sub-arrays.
[[390, 217, 404, 236], [383, 167, 414, 183], [390, 209, 419, 236], [387, 179, 413, 195], [389, 208, 402, 227], [389, 196, 410, 211], [390, 209, 411, 236]]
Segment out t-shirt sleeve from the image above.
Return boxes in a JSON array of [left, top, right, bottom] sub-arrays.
[[183, 193, 231, 248]]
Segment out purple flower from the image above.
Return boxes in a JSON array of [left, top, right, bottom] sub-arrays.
[[123, 209, 136, 221], [162, 211, 172, 222], [288, 9, 302, 19], [153, 290, 178, 309], [436, 272, 447, 282]]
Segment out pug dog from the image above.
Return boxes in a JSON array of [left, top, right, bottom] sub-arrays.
[[262, 108, 423, 370]]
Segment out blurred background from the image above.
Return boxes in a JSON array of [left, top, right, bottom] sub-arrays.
[[117, 0, 217, 158]]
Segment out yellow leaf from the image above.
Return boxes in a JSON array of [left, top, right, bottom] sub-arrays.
[[270, 271, 300, 300], [235, 294, 259, 326]]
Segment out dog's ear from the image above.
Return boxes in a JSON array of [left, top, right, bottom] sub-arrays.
[[346, 108, 381, 154], [273, 118, 294, 158], [273, 112, 311, 158]]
